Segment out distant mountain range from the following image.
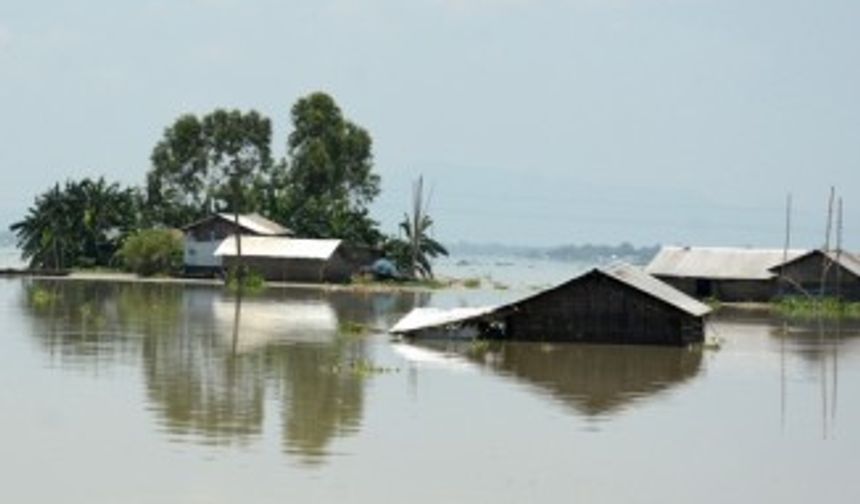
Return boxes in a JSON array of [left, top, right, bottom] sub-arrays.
[[446, 241, 660, 266]]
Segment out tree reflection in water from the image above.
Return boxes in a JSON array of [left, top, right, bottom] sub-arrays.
[[20, 279, 427, 464]]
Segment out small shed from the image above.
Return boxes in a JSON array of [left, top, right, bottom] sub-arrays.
[[182, 213, 291, 273], [645, 246, 808, 302], [770, 249, 860, 300], [215, 236, 352, 283], [391, 264, 712, 346]]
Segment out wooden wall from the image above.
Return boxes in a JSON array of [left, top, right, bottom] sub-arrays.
[[501, 272, 705, 345]]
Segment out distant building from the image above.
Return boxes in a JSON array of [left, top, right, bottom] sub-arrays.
[[182, 213, 291, 274], [392, 263, 711, 346], [645, 246, 807, 302], [214, 236, 353, 283], [771, 249, 860, 300]]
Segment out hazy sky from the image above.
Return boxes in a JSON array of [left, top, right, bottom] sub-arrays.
[[1, 0, 858, 247]]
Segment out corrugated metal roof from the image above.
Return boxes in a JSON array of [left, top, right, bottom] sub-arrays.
[[771, 249, 860, 279], [389, 306, 498, 334], [646, 246, 808, 280], [214, 236, 341, 260], [389, 262, 710, 336], [216, 213, 291, 236], [601, 263, 712, 317]]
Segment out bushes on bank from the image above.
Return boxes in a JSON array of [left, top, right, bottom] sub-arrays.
[[117, 229, 183, 276]]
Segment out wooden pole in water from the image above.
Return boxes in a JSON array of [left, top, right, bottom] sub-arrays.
[[780, 193, 792, 297], [820, 187, 835, 297], [835, 197, 844, 301]]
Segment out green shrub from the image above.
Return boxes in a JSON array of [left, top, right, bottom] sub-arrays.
[[117, 229, 183, 277], [225, 267, 267, 293]]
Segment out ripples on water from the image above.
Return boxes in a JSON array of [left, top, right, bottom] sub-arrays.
[[2, 277, 860, 503]]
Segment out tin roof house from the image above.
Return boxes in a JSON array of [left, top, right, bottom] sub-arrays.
[[214, 236, 354, 283], [182, 213, 292, 274], [391, 263, 711, 346], [645, 246, 808, 302], [770, 249, 860, 300]]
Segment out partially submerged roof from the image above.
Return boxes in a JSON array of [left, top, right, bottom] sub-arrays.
[[600, 263, 712, 317], [646, 246, 807, 280], [183, 213, 292, 236], [389, 306, 498, 334], [390, 263, 710, 336], [769, 249, 860, 278], [214, 236, 342, 260]]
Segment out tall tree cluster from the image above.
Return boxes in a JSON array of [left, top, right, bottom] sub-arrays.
[[145, 92, 382, 244], [12, 92, 393, 269]]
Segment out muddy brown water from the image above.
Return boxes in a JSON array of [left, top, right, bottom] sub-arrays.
[[2, 278, 859, 503]]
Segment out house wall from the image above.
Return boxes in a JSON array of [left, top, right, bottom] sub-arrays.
[[184, 219, 255, 271], [222, 253, 352, 283], [184, 238, 222, 269], [778, 255, 860, 300], [502, 273, 704, 345], [656, 276, 776, 302]]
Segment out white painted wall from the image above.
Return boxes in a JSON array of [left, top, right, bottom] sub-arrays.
[[184, 239, 222, 268]]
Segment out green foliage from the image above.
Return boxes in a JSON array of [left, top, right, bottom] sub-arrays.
[[29, 285, 58, 309], [225, 267, 267, 293], [146, 110, 273, 227], [10, 177, 139, 269], [329, 359, 398, 377], [776, 296, 860, 319], [269, 92, 382, 245], [339, 320, 370, 336], [117, 229, 183, 277], [385, 213, 449, 279], [462, 277, 481, 289]]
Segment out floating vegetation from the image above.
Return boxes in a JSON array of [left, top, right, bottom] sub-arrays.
[[329, 359, 399, 377], [775, 297, 860, 319], [492, 281, 509, 290], [225, 268, 267, 294], [704, 296, 722, 310], [468, 339, 491, 355], [462, 277, 481, 289], [702, 337, 723, 350], [339, 320, 371, 337]]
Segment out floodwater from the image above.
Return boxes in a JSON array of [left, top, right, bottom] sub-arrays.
[[2, 277, 859, 503]]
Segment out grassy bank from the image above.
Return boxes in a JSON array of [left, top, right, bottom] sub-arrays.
[[774, 297, 860, 319]]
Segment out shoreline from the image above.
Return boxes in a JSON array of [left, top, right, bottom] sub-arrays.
[[2, 269, 461, 294]]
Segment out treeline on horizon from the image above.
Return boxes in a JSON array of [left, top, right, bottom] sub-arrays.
[[448, 242, 660, 265], [9, 92, 446, 276]]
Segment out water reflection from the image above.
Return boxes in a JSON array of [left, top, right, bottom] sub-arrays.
[[20, 279, 426, 464], [405, 339, 703, 418]]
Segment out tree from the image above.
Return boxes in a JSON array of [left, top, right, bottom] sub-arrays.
[[271, 92, 382, 245], [385, 177, 448, 279], [11, 178, 138, 269], [146, 109, 273, 227]]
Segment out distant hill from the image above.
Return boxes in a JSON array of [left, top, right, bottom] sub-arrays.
[[447, 242, 660, 266]]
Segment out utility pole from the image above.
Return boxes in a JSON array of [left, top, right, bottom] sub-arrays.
[[820, 186, 835, 297], [835, 197, 844, 300], [780, 193, 792, 297]]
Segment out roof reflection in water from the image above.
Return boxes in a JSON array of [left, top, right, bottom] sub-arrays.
[[407, 339, 703, 418]]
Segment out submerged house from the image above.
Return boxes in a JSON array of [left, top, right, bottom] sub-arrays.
[[215, 236, 353, 283], [771, 249, 860, 300], [645, 246, 807, 302], [391, 263, 711, 346], [182, 213, 292, 274]]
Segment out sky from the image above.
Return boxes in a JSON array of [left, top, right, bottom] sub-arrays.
[[1, 0, 858, 248]]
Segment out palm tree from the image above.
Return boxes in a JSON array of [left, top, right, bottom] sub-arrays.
[[396, 176, 448, 279], [11, 178, 138, 269]]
